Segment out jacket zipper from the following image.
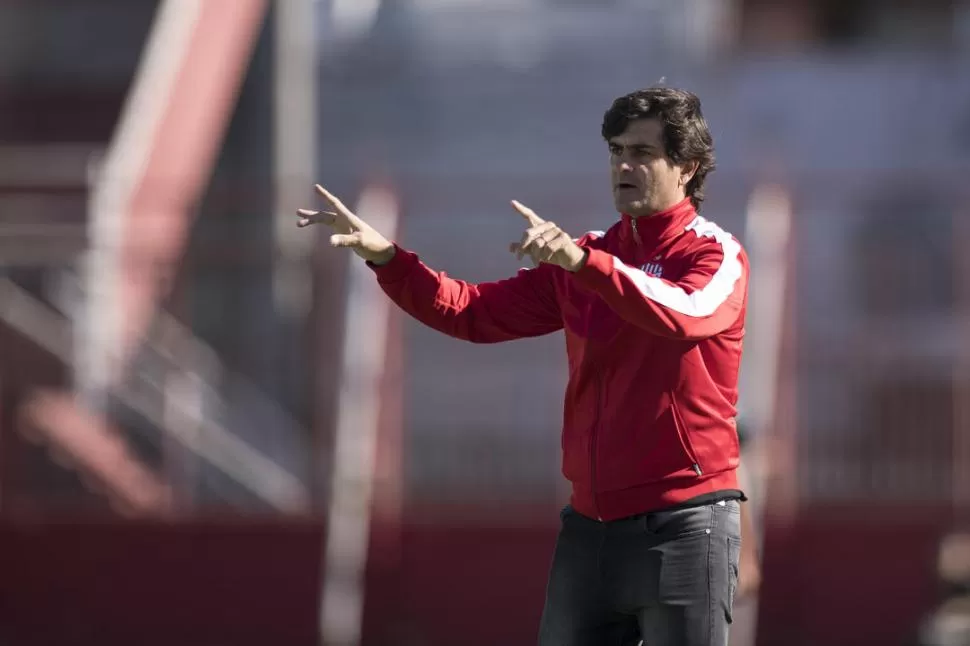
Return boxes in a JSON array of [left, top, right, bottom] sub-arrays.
[[633, 218, 702, 477]]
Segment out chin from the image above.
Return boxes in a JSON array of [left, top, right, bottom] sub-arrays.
[[614, 198, 639, 213], [616, 199, 648, 216]]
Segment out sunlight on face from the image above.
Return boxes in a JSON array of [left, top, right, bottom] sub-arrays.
[[608, 118, 695, 217]]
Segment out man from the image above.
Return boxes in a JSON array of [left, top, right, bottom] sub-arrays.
[[299, 87, 749, 646]]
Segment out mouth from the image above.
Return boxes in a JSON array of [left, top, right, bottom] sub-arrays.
[[614, 182, 638, 191]]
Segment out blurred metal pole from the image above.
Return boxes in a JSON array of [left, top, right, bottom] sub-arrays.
[[79, 0, 267, 512], [741, 184, 792, 445], [741, 183, 794, 513], [953, 204, 970, 524], [319, 186, 399, 646], [81, 0, 203, 407], [273, 0, 318, 319], [82, 0, 268, 401]]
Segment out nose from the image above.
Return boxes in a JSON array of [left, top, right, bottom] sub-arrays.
[[616, 159, 633, 172]]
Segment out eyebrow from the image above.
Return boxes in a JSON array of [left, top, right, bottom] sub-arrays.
[[608, 142, 656, 150]]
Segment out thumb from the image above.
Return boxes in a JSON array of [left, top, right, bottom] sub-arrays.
[[330, 232, 362, 247], [511, 200, 544, 227]]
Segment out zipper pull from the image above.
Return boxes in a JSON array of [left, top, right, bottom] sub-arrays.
[[691, 463, 703, 476]]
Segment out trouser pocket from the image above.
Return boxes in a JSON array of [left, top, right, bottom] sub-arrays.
[[725, 536, 741, 623]]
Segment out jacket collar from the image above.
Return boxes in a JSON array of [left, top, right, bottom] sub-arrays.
[[620, 197, 697, 249]]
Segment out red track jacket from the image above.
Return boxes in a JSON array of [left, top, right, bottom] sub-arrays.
[[369, 197, 748, 521]]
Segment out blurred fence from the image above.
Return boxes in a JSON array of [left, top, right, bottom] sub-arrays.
[[788, 176, 970, 508], [3, 162, 970, 519], [1, 0, 968, 523]]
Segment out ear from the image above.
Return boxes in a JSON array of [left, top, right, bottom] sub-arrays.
[[680, 160, 700, 187]]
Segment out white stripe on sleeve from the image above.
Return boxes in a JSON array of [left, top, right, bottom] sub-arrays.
[[611, 216, 743, 318]]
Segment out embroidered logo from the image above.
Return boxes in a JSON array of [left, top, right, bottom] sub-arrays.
[[640, 256, 663, 278]]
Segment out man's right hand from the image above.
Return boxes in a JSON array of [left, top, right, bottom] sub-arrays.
[[297, 184, 396, 265]]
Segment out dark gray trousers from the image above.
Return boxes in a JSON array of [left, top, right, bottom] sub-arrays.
[[537, 500, 741, 646]]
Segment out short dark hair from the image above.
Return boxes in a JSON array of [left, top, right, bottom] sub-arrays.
[[601, 87, 716, 210]]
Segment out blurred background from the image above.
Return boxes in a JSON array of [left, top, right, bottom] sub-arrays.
[[1, 0, 969, 644]]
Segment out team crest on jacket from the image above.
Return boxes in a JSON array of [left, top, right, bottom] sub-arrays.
[[640, 258, 663, 278]]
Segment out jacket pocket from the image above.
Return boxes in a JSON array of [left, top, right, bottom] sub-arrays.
[[726, 536, 741, 624], [669, 391, 702, 475], [560, 375, 600, 486], [595, 393, 699, 492]]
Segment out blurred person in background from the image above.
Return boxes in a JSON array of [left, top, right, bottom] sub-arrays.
[[299, 87, 751, 646], [735, 418, 763, 600]]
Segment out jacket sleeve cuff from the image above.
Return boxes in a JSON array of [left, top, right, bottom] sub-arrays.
[[571, 247, 615, 289], [366, 243, 418, 283]]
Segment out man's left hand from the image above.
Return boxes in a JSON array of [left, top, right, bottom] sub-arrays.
[[509, 200, 588, 272]]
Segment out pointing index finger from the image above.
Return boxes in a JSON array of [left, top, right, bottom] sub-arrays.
[[316, 183, 367, 228], [315, 184, 343, 207], [511, 200, 544, 227]]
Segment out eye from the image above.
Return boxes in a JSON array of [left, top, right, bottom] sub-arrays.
[[608, 144, 622, 156]]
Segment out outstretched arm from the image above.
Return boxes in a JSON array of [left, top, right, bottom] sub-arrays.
[[368, 246, 562, 343], [298, 185, 563, 343]]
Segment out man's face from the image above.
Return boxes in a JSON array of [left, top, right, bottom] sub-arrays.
[[608, 118, 695, 217]]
